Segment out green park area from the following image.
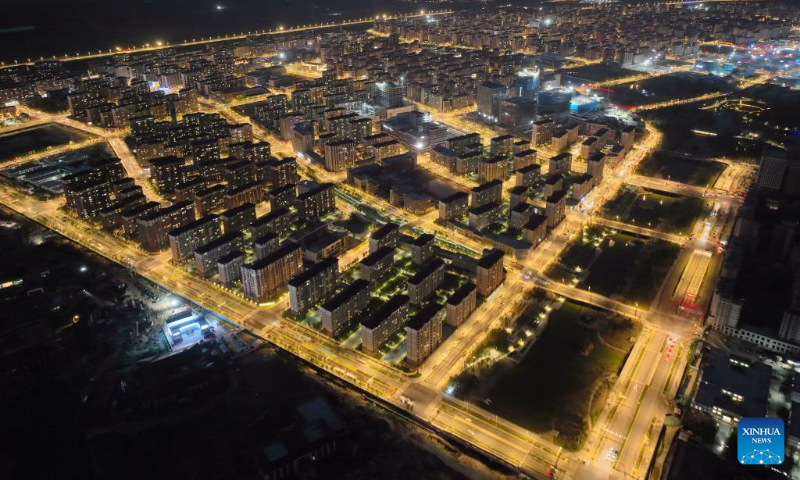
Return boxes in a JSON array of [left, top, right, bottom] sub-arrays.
[[601, 185, 706, 235], [637, 152, 727, 187], [556, 64, 639, 83], [0, 123, 92, 162], [607, 72, 731, 107], [546, 229, 681, 308], [453, 300, 639, 450]]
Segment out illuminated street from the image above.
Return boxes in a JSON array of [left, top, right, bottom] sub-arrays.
[[0, 3, 793, 479]]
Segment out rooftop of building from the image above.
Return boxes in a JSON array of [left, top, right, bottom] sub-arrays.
[[517, 163, 541, 174], [372, 222, 399, 240], [194, 231, 243, 255], [410, 233, 434, 247], [447, 282, 476, 306], [288, 257, 338, 287], [477, 249, 504, 269], [253, 232, 279, 246], [149, 155, 185, 167], [217, 250, 244, 265], [469, 202, 502, 215], [321, 279, 370, 312], [296, 182, 334, 200], [524, 213, 548, 230], [361, 294, 410, 329], [407, 303, 443, 330], [139, 200, 193, 222], [195, 183, 226, 197], [511, 202, 533, 214], [251, 207, 290, 227], [471, 179, 502, 192], [220, 202, 255, 218], [245, 241, 301, 270], [546, 190, 567, 203], [168, 214, 218, 237], [226, 180, 262, 196], [694, 348, 772, 419], [361, 246, 395, 267], [408, 259, 444, 286]]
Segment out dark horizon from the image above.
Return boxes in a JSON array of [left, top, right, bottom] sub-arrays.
[[0, 0, 468, 63]]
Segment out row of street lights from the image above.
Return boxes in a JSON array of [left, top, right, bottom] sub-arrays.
[[2, 9, 448, 67]]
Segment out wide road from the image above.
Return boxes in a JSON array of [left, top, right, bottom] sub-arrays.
[[1, 11, 452, 67], [0, 86, 746, 480]]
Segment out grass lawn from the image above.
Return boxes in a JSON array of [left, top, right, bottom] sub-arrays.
[[0, 123, 91, 162], [607, 72, 731, 107], [556, 64, 639, 83], [547, 230, 681, 309], [544, 240, 598, 282], [636, 152, 727, 187], [602, 185, 706, 235], [582, 234, 681, 308], [458, 301, 639, 450]]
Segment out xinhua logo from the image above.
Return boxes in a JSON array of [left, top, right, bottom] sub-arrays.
[[738, 417, 784, 465]]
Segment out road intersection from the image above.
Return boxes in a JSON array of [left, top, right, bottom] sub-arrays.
[[0, 89, 751, 479]]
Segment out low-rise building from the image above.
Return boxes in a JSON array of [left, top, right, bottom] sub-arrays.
[[692, 348, 771, 424]]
